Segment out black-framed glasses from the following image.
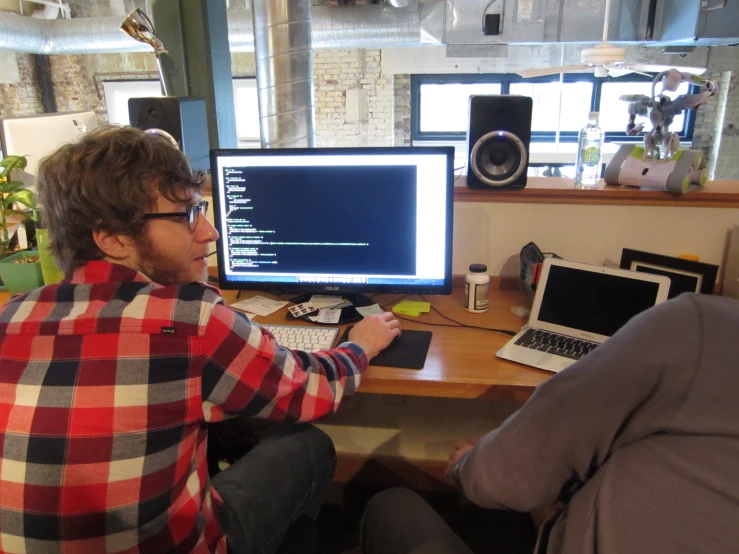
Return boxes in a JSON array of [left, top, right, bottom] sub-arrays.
[[141, 200, 209, 232]]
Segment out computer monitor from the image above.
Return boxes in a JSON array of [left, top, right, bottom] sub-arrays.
[[210, 146, 455, 306], [0, 111, 98, 179]]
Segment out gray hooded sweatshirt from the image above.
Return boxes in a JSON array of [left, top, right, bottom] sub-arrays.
[[457, 293, 739, 554]]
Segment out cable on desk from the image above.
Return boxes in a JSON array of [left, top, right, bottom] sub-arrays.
[[377, 295, 517, 337]]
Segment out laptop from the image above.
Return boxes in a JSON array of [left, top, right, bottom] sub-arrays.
[[496, 258, 671, 373]]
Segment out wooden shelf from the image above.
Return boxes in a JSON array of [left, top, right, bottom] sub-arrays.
[[454, 177, 739, 208]]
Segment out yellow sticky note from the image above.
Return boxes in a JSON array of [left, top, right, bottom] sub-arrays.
[[392, 300, 431, 316]]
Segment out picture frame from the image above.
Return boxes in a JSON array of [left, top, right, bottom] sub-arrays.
[[619, 248, 719, 299]]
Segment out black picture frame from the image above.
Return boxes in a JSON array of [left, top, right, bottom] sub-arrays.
[[619, 248, 718, 299]]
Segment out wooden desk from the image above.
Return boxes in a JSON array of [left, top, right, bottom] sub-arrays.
[[218, 278, 549, 486], [218, 277, 549, 403]]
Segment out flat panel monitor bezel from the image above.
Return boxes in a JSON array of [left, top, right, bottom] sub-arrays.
[[209, 146, 455, 296]]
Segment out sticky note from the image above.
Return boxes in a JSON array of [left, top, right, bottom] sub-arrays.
[[392, 300, 431, 317]]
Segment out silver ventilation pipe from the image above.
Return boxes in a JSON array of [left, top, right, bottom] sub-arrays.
[[229, 5, 424, 52], [252, 0, 315, 148], [0, 4, 434, 54], [0, 12, 152, 54]]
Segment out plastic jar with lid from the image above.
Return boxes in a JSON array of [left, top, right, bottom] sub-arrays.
[[465, 263, 490, 313]]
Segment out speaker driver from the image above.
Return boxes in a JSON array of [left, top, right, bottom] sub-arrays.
[[470, 131, 528, 187]]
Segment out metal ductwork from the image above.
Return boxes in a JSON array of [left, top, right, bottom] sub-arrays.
[[223, 5, 428, 53], [0, 4, 434, 55], [252, 0, 314, 148], [0, 13, 152, 54]]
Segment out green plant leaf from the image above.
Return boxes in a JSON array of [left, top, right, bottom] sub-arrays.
[[0, 180, 26, 195], [0, 155, 27, 180], [5, 190, 36, 210]]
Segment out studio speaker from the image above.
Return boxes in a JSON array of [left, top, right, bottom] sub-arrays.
[[466, 95, 533, 190], [128, 97, 210, 171]]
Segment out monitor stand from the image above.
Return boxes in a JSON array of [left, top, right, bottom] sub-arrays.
[[288, 293, 375, 324]]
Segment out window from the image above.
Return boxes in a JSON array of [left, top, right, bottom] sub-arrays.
[[509, 81, 593, 133], [102, 78, 261, 147], [418, 81, 501, 133], [412, 73, 696, 144], [598, 80, 690, 133], [232, 79, 260, 145], [102, 80, 162, 125]]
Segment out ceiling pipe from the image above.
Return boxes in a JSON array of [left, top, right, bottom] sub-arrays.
[[252, 0, 315, 148], [0, 3, 436, 54]]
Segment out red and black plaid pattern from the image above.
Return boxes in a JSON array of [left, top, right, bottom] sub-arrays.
[[0, 261, 367, 553]]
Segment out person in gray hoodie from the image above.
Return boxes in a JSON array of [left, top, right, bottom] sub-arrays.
[[361, 293, 739, 554]]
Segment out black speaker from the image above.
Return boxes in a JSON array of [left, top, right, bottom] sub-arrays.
[[128, 97, 210, 171], [466, 95, 533, 190]]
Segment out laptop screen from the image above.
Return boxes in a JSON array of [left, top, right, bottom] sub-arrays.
[[538, 264, 663, 337]]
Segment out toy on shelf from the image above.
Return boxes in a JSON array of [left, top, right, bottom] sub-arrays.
[[604, 69, 718, 194]]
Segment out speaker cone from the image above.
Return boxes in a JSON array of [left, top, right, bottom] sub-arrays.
[[470, 131, 528, 187]]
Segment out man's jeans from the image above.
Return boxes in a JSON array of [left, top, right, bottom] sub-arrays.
[[212, 423, 336, 554], [361, 488, 474, 554]]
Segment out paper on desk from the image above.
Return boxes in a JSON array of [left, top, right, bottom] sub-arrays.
[[315, 308, 342, 324], [356, 304, 384, 317], [392, 300, 431, 317], [231, 295, 289, 317], [309, 295, 349, 309]]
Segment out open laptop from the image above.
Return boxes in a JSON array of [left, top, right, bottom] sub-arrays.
[[496, 258, 670, 373]]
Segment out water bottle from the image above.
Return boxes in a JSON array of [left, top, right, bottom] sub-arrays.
[[575, 112, 604, 189]]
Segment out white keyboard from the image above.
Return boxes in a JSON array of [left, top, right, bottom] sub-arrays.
[[262, 324, 340, 353]]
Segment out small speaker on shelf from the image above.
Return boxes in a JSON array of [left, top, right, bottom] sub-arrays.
[[128, 96, 210, 171], [466, 95, 533, 190]]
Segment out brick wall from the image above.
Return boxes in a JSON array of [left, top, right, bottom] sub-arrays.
[[0, 54, 42, 117], [712, 71, 738, 181], [394, 74, 411, 147], [49, 54, 102, 115], [313, 49, 394, 147], [700, 47, 739, 181]]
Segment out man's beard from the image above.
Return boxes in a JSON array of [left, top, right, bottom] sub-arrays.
[[134, 233, 193, 286]]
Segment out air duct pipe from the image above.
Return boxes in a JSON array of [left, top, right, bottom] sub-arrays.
[[251, 0, 315, 148], [0, 13, 152, 54], [0, 4, 434, 54]]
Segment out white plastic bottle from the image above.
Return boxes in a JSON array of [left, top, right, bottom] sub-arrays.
[[575, 112, 605, 189], [465, 264, 490, 313]]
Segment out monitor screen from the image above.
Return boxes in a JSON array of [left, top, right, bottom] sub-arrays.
[[210, 147, 454, 296], [0, 111, 98, 177], [537, 264, 662, 337]]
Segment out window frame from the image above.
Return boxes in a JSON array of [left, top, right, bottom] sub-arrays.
[[411, 73, 697, 144], [101, 77, 261, 146]]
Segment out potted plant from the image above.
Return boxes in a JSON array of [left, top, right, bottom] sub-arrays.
[[0, 154, 42, 294]]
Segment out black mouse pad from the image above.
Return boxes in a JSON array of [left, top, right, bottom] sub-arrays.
[[338, 327, 432, 369]]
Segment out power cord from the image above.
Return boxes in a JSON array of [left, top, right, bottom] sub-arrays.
[[378, 295, 517, 337]]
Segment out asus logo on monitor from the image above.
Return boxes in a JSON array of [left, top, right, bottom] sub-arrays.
[[325, 286, 340, 291]]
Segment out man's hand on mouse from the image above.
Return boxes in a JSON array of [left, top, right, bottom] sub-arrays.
[[348, 312, 401, 359]]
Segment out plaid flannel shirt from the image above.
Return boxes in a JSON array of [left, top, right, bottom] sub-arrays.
[[0, 261, 367, 553]]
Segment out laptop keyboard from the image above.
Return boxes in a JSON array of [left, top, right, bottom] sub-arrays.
[[262, 324, 339, 353], [514, 328, 598, 360]]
